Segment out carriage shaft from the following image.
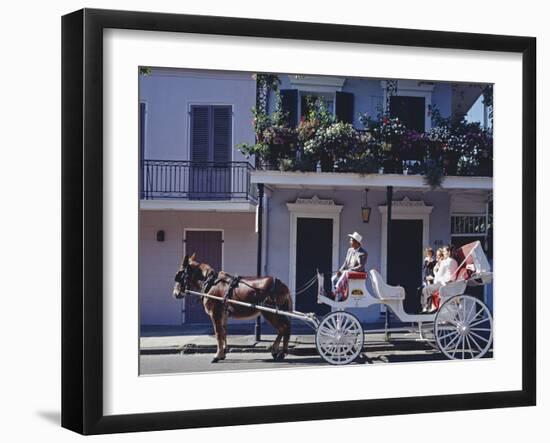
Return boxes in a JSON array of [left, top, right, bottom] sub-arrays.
[[184, 289, 318, 326]]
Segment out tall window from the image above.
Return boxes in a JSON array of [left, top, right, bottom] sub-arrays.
[[189, 105, 233, 199], [280, 89, 354, 126], [299, 92, 335, 119], [190, 105, 232, 163]]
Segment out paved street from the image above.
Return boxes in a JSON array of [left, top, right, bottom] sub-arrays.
[[141, 352, 325, 374], [139, 350, 452, 375], [139, 336, 464, 375]]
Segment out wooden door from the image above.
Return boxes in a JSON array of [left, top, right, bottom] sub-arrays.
[[295, 218, 332, 316], [388, 219, 423, 313], [184, 230, 223, 323]]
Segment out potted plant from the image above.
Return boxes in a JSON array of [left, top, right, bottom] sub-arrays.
[[297, 96, 338, 171], [401, 129, 424, 160], [360, 114, 407, 174], [448, 120, 493, 176], [262, 124, 297, 163], [302, 121, 368, 172], [423, 160, 445, 189], [237, 93, 297, 169]]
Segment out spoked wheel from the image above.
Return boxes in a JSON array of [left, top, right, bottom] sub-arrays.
[[434, 295, 493, 360], [315, 311, 364, 365]]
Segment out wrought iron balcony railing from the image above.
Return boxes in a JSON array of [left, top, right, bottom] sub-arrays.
[[141, 160, 257, 203]]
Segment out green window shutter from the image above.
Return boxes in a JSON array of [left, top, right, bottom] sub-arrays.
[[190, 105, 210, 162], [212, 106, 232, 163], [280, 89, 298, 127], [335, 91, 354, 124], [190, 105, 232, 162]]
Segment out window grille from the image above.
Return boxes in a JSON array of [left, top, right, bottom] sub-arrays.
[[451, 214, 492, 235]]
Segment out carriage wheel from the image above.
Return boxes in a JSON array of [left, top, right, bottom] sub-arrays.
[[315, 311, 364, 365], [434, 295, 493, 360]]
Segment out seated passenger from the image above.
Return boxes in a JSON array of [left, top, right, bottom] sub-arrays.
[[331, 232, 367, 301], [420, 247, 442, 311], [421, 245, 457, 313]]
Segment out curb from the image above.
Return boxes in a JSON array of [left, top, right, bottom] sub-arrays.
[[140, 339, 437, 356], [140, 343, 303, 356], [140, 347, 320, 356]]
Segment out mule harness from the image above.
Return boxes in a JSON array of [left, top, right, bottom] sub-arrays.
[[181, 261, 314, 310], [198, 267, 283, 310]]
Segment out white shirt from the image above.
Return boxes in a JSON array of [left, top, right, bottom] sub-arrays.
[[434, 257, 458, 285]]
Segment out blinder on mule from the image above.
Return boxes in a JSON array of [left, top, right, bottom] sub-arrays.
[[174, 262, 205, 292], [174, 266, 192, 292], [174, 270, 186, 283]]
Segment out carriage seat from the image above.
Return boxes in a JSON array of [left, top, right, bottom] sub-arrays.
[[347, 271, 367, 280], [437, 252, 475, 299], [369, 269, 405, 300], [452, 261, 474, 282], [439, 279, 468, 299]]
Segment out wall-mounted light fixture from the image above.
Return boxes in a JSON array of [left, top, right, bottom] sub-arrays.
[[156, 230, 165, 242], [361, 189, 371, 223]]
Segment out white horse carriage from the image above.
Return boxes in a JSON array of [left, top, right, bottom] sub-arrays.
[[179, 240, 493, 366], [314, 241, 494, 365]]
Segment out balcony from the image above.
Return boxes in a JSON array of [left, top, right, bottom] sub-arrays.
[[140, 160, 257, 209], [239, 113, 493, 186], [257, 154, 492, 177]]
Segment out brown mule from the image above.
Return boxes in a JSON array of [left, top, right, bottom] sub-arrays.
[[173, 254, 293, 363]]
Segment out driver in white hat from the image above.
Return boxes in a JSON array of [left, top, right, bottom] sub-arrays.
[[331, 232, 368, 300]]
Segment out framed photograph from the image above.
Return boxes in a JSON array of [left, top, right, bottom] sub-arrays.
[[62, 8, 536, 435]]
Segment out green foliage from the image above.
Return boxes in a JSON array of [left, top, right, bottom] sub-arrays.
[[303, 122, 368, 159], [237, 79, 492, 178], [303, 95, 335, 127], [238, 80, 294, 164], [427, 104, 493, 176], [253, 73, 281, 92], [295, 98, 375, 171], [423, 160, 445, 189]]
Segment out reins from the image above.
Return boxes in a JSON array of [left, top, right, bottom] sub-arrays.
[[182, 260, 319, 300], [294, 275, 318, 295]]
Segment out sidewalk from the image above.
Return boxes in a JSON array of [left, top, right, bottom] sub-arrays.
[[139, 323, 427, 355]]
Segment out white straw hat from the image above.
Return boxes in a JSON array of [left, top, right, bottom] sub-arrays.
[[347, 232, 363, 244]]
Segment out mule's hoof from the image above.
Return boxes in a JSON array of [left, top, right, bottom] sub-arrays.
[[211, 357, 220, 363], [275, 352, 286, 361]]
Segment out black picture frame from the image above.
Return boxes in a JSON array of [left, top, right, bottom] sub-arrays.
[[61, 8, 536, 435]]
